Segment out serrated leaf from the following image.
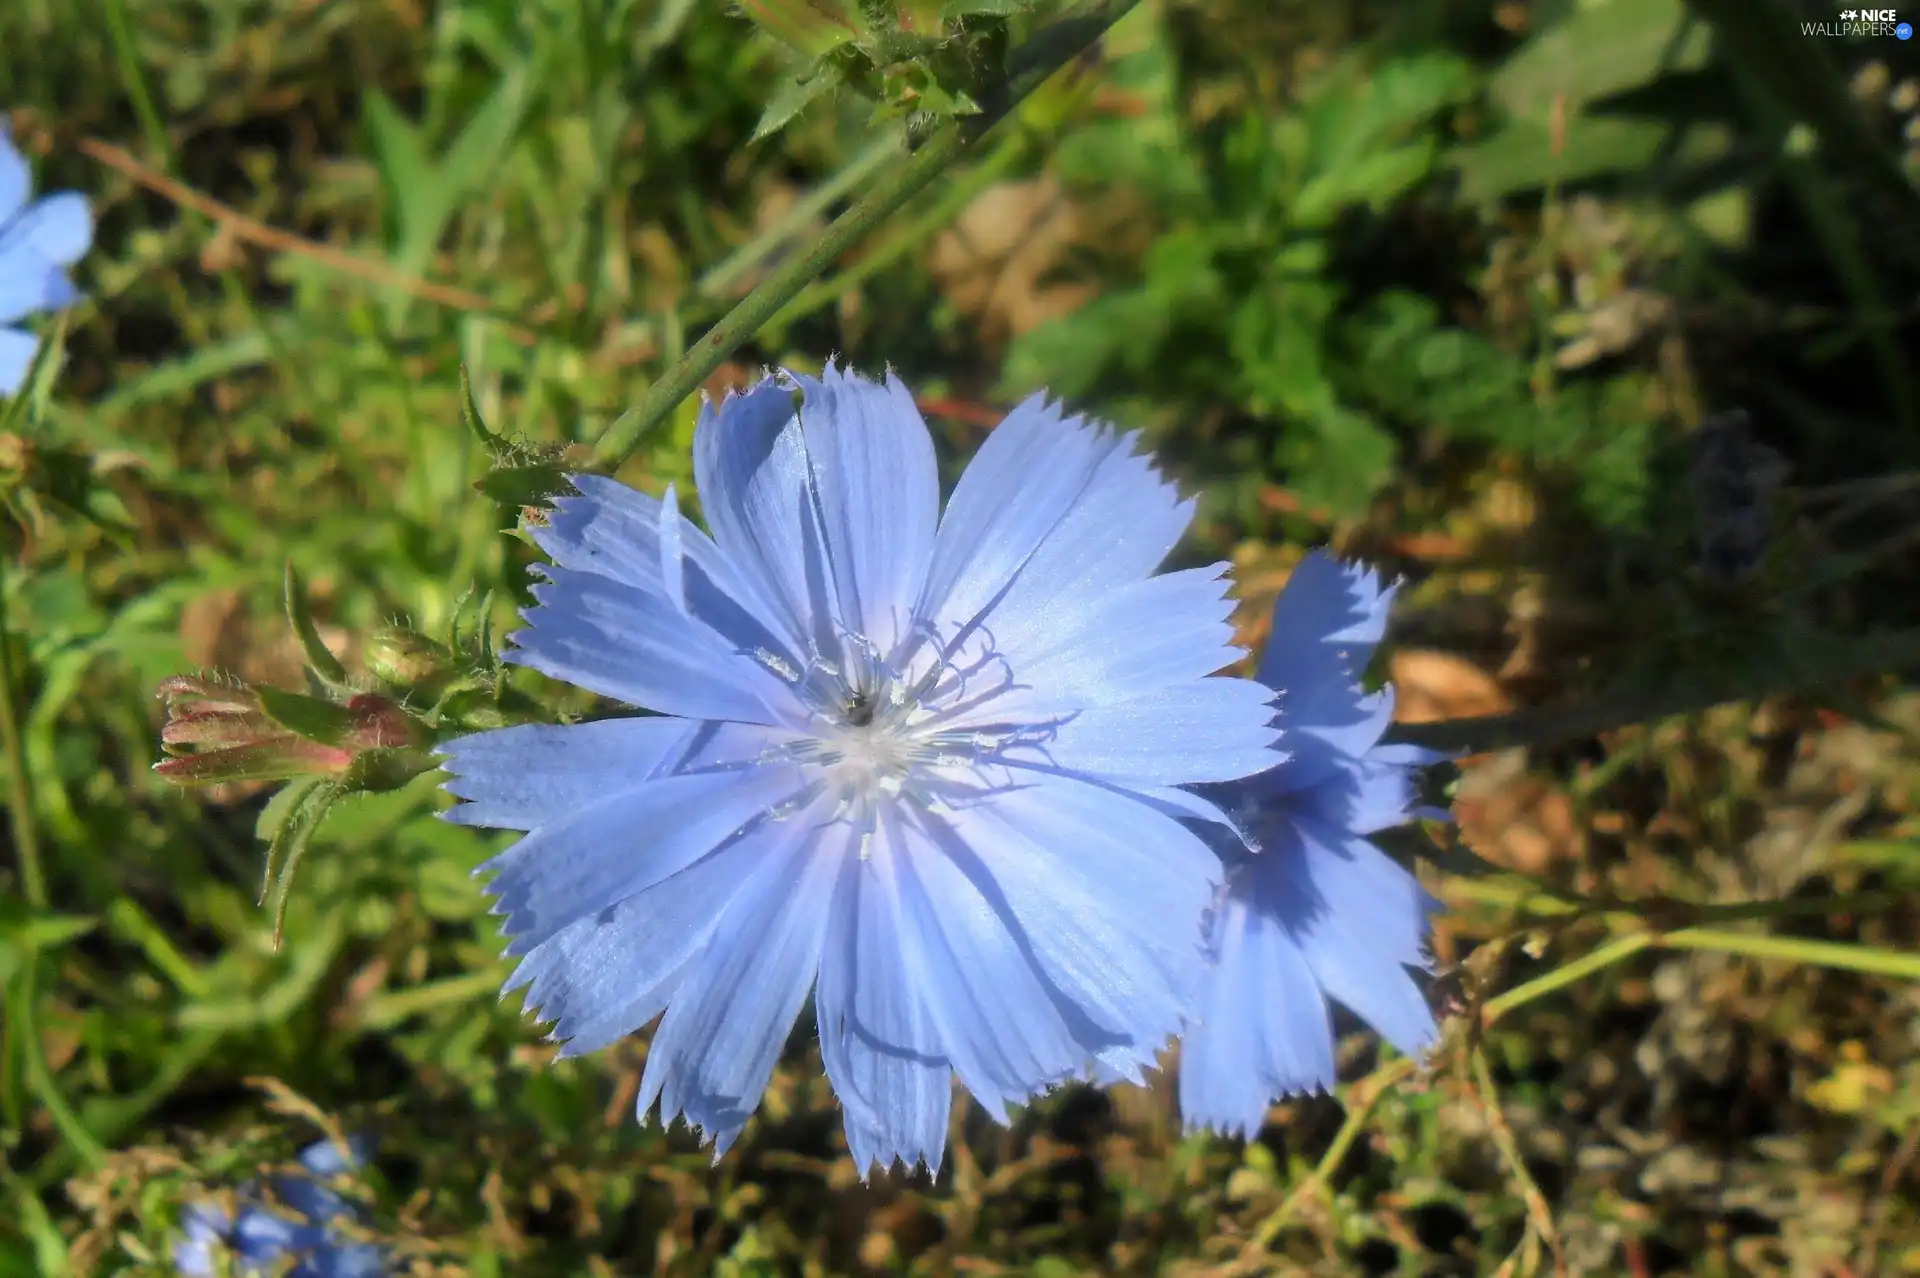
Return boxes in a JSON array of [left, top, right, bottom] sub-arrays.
[[753, 67, 843, 140]]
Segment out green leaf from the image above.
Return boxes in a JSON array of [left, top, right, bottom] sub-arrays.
[[460, 365, 509, 457], [0, 312, 68, 438], [477, 456, 576, 514], [1489, 0, 1710, 117], [255, 686, 363, 747], [944, 0, 1034, 16], [1289, 142, 1436, 229], [0, 905, 98, 986], [753, 66, 843, 141], [282, 562, 349, 687], [257, 778, 345, 949]]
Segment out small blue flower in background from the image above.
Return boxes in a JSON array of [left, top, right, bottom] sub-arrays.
[[0, 118, 92, 395], [173, 1137, 385, 1277], [1178, 553, 1448, 1137], [440, 366, 1280, 1175]]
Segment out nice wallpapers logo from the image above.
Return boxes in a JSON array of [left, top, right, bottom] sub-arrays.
[[1806, 7, 1914, 36]]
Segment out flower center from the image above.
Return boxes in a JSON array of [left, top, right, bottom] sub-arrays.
[[748, 622, 1060, 850]]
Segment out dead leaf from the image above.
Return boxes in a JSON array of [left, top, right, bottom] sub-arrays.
[[927, 175, 1096, 344], [1453, 749, 1586, 875], [1390, 649, 1513, 726]]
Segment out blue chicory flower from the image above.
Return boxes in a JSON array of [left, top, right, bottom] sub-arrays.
[[439, 366, 1280, 1174], [1177, 552, 1448, 1137], [172, 1137, 385, 1278], [0, 119, 92, 394]]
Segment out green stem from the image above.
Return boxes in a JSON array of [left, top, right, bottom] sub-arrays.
[[101, 0, 174, 171], [0, 575, 43, 911], [587, 0, 1145, 471], [587, 127, 954, 470], [1659, 927, 1920, 980], [1244, 1057, 1415, 1253], [766, 124, 1034, 334], [0, 566, 104, 1171], [1482, 933, 1655, 1025], [695, 133, 900, 300], [1386, 624, 1920, 756]]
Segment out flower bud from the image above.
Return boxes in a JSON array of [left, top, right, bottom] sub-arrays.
[[154, 677, 424, 788], [363, 626, 454, 691]]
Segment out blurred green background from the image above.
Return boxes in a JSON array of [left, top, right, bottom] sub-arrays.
[[4, 0, 1920, 1273]]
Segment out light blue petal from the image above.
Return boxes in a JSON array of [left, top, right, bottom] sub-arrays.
[[268, 1178, 351, 1230], [1272, 817, 1438, 1056], [937, 775, 1221, 1081], [815, 828, 953, 1178], [173, 1202, 232, 1277], [438, 716, 697, 830], [0, 192, 93, 266], [972, 565, 1241, 721], [997, 677, 1278, 786], [1256, 553, 1394, 680], [1285, 688, 1398, 794], [1281, 813, 1437, 971], [636, 818, 837, 1156], [1287, 750, 1434, 836], [505, 564, 795, 725], [692, 379, 841, 658], [512, 826, 777, 1053], [1254, 553, 1400, 788], [531, 475, 799, 669], [294, 1136, 366, 1179], [1178, 890, 1338, 1137], [230, 1207, 307, 1261], [475, 756, 810, 955], [170, 1236, 220, 1278], [303, 1242, 387, 1278], [789, 366, 940, 654], [273, 1137, 369, 1226], [920, 395, 1193, 653], [0, 327, 38, 395], [890, 807, 1106, 1120], [0, 126, 26, 223], [0, 258, 76, 325]]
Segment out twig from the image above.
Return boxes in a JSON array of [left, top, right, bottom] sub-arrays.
[[1227, 1057, 1417, 1271], [1472, 1047, 1567, 1278], [72, 134, 541, 343], [1385, 625, 1920, 756]]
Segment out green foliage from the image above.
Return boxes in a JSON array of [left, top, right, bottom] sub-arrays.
[[1007, 48, 1495, 515]]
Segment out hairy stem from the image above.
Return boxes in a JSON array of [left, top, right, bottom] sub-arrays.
[[588, 0, 1144, 471]]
